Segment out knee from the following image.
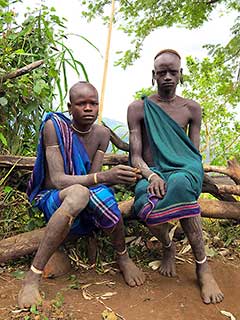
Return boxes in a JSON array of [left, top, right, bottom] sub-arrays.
[[170, 174, 190, 193], [62, 184, 89, 215]]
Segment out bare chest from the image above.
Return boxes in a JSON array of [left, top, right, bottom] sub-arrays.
[[151, 99, 191, 130], [78, 132, 100, 161]]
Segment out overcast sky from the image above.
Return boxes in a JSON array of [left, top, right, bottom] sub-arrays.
[[17, 0, 237, 123]]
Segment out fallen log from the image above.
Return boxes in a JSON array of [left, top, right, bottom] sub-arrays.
[[0, 198, 239, 264], [217, 184, 240, 196], [199, 199, 240, 219], [0, 154, 129, 169], [202, 174, 236, 202], [204, 159, 240, 185]]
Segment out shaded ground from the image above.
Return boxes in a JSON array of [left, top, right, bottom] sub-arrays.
[[0, 257, 239, 320]]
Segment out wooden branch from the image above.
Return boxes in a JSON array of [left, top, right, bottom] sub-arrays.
[[202, 173, 236, 202], [0, 228, 45, 263], [0, 198, 239, 263], [1, 60, 44, 83], [204, 159, 240, 185], [0, 154, 129, 169], [217, 184, 240, 196], [199, 199, 240, 219]]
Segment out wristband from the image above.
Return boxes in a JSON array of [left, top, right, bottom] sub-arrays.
[[148, 172, 157, 182], [93, 173, 98, 184]]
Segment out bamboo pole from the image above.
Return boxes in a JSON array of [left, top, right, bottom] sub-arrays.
[[98, 0, 115, 124]]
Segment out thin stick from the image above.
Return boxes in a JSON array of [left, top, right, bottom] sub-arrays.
[[98, 0, 115, 124]]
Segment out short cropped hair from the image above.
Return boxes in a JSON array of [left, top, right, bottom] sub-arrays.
[[154, 49, 181, 61], [69, 81, 97, 103]]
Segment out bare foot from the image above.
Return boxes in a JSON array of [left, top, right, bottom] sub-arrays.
[[159, 241, 176, 277], [18, 271, 42, 308], [117, 253, 145, 287], [197, 262, 224, 304]]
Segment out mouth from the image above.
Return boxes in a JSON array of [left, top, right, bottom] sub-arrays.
[[82, 115, 95, 119], [162, 82, 174, 87]]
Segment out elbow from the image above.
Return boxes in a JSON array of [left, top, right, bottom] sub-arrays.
[[50, 175, 67, 190]]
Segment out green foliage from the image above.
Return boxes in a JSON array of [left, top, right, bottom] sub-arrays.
[[79, 0, 240, 68], [134, 86, 156, 100], [182, 54, 240, 164], [0, 1, 90, 155], [0, 182, 45, 239]]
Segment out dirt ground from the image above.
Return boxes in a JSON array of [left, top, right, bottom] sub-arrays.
[[0, 257, 239, 320]]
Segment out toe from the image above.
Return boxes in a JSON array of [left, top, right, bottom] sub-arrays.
[[202, 294, 211, 304], [128, 278, 136, 287]]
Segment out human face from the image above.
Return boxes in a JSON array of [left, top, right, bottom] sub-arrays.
[[68, 84, 99, 129], [153, 53, 181, 92]]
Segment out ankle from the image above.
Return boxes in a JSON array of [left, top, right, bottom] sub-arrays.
[[24, 269, 42, 284]]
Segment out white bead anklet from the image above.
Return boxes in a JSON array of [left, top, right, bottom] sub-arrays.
[[31, 265, 43, 274], [164, 241, 172, 248], [195, 256, 207, 264], [116, 248, 127, 256]]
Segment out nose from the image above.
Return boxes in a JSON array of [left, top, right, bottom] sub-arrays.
[[164, 72, 172, 81], [84, 103, 93, 111]]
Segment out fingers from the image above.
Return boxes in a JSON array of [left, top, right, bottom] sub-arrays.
[[147, 181, 166, 198], [116, 165, 136, 171]]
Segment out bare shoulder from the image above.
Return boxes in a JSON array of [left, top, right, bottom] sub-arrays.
[[127, 99, 144, 120], [43, 119, 54, 132], [180, 96, 202, 118], [128, 99, 144, 109], [43, 119, 58, 145], [93, 124, 110, 140], [183, 97, 201, 110]]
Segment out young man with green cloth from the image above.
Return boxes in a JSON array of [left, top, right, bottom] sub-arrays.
[[127, 49, 224, 304]]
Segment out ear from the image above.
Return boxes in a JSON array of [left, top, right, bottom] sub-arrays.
[[180, 68, 184, 84], [152, 70, 155, 86], [67, 102, 72, 115]]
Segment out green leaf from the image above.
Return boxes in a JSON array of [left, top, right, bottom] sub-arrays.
[[30, 304, 39, 315], [0, 132, 7, 146], [12, 270, 25, 280], [3, 186, 12, 194]]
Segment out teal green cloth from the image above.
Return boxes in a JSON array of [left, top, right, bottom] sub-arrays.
[[133, 97, 204, 225]]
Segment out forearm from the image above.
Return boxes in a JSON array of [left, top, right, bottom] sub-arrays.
[[50, 172, 99, 189]]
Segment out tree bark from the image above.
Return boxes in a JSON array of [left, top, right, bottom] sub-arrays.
[[0, 154, 129, 169], [204, 159, 240, 185], [202, 173, 236, 202], [1, 60, 44, 82], [217, 184, 240, 196]]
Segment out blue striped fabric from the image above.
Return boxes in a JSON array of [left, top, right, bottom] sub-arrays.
[[28, 112, 120, 235]]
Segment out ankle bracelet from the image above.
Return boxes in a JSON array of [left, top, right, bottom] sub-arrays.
[[195, 256, 207, 265], [31, 265, 43, 274], [164, 241, 172, 248], [116, 248, 127, 256]]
